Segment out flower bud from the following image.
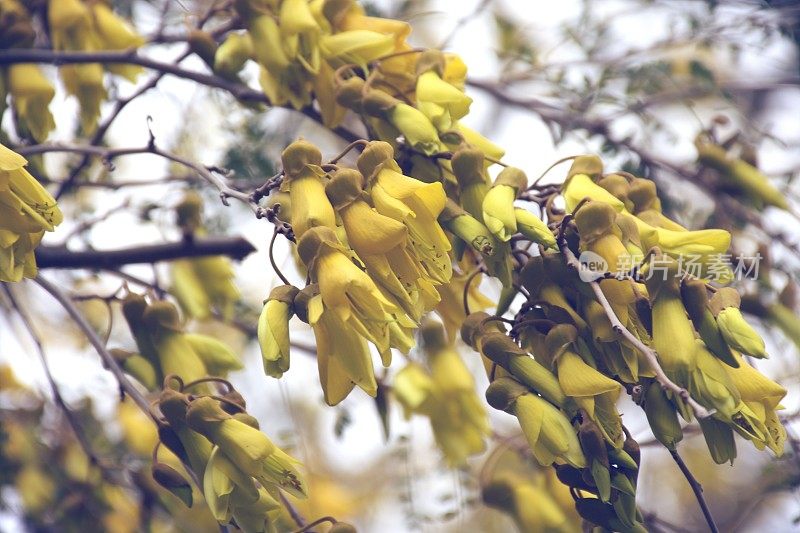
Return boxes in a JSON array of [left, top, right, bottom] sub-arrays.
[[711, 288, 767, 358], [439, 199, 495, 255], [514, 208, 556, 249], [258, 284, 298, 378], [481, 167, 527, 241]]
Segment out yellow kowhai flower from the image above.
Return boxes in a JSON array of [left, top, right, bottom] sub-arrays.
[[6, 64, 56, 142], [724, 353, 787, 454], [435, 267, 494, 341], [486, 377, 586, 468], [710, 288, 767, 359], [304, 289, 379, 404], [214, 32, 254, 80], [357, 141, 452, 284], [230, 486, 283, 533], [627, 177, 687, 232], [280, 139, 335, 238], [158, 389, 213, 478], [564, 173, 626, 213], [297, 225, 411, 356], [515, 208, 557, 249], [89, 1, 145, 81], [278, 0, 321, 74], [482, 166, 528, 242], [483, 471, 577, 533], [361, 90, 444, 156], [545, 324, 622, 446], [203, 445, 262, 523], [142, 302, 209, 385], [422, 320, 489, 466], [1, 144, 62, 281], [449, 123, 505, 163], [415, 50, 472, 131], [186, 396, 307, 498], [258, 285, 298, 378], [326, 168, 439, 321], [643, 254, 698, 383], [319, 29, 395, 67], [184, 333, 243, 377]]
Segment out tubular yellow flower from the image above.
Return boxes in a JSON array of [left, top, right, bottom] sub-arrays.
[[326, 168, 439, 321], [421, 320, 489, 466], [564, 174, 626, 213], [357, 141, 452, 284], [643, 381, 683, 450], [361, 91, 443, 156], [184, 334, 243, 376], [60, 63, 107, 134], [483, 472, 576, 533], [280, 139, 335, 238], [186, 397, 307, 498], [710, 288, 767, 359], [214, 32, 254, 80], [644, 254, 697, 381], [203, 445, 261, 523], [0, 144, 62, 281], [515, 208, 557, 249], [159, 389, 214, 478], [724, 353, 787, 454], [545, 325, 622, 445], [7, 64, 55, 142], [297, 226, 409, 355], [482, 166, 528, 241], [486, 377, 586, 468], [89, 2, 145, 81], [415, 50, 472, 131], [258, 285, 298, 378], [319, 30, 395, 67], [142, 302, 209, 385]]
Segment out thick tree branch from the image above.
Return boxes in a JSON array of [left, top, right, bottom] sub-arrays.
[[36, 236, 255, 270]]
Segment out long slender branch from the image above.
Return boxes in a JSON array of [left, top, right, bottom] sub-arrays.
[[556, 217, 714, 419], [33, 275, 153, 416], [670, 449, 720, 533], [36, 236, 255, 269]]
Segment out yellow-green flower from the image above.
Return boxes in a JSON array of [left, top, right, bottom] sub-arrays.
[[297, 226, 410, 355], [564, 174, 625, 213], [6, 64, 55, 142], [186, 397, 307, 498], [214, 32, 254, 80], [0, 143, 62, 281], [203, 445, 261, 523], [258, 285, 298, 378], [483, 471, 576, 533], [89, 1, 145, 81], [724, 353, 787, 454], [710, 288, 767, 359], [142, 301, 209, 385], [515, 208, 556, 248], [415, 50, 472, 131], [319, 30, 395, 67], [326, 168, 440, 321], [280, 139, 336, 238], [486, 377, 586, 468], [357, 141, 452, 283], [482, 166, 528, 241], [184, 334, 243, 377]]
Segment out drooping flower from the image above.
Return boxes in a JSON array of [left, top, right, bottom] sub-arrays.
[[258, 285, 298, 378], [357, 141, 452, 284], [186, 397, 307, 498]]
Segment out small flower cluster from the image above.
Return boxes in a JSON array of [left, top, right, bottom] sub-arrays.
[[0, 143, 63, 281], [1, 0, 145, 138], [153, 377, 306, 533]]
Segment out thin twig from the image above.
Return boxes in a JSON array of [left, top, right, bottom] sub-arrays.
[[670, 448, 720, 533], [1, 285, 104, 470], [278, 491, 306, 529], [33, 274, 154, 417]]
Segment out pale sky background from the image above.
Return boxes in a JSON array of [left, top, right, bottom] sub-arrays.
[[2, 0, 799, 531]]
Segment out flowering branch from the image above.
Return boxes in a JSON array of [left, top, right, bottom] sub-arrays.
[[556, 215, 715, 420]]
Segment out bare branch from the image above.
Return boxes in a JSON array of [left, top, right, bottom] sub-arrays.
[[36, 236, 255, 270]]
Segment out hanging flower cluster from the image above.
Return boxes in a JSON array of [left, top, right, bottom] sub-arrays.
[[0, 143, 62, 281]]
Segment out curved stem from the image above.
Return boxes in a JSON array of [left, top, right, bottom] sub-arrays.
[[670, 448, 720, 533]]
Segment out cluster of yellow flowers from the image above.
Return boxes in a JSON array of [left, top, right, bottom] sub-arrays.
[[1, 0, 144, 139], [0, 143, 62, 281], [170, 191, 240, 321]]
